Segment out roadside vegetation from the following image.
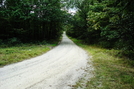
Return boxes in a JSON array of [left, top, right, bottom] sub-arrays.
[[71, 38, 134, 89], [66, 0, 134, 60], [0, 0, 134, 86], [0, 0, 66, 43], [0, 0, 66, 67], [0, 41, 59, 67]]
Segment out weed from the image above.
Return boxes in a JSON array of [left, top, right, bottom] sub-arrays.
[[71, 38, 134, 89], [0, 43, 57, 67]]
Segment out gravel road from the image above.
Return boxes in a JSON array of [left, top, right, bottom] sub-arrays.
[[0, 32, 92, 89]]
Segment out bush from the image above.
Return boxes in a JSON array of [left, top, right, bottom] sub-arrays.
[[8, 37, 21, 45]]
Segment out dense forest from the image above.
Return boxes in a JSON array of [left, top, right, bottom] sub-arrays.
[[0, 0, 67, 43], [66, 0, 134, 60], [0, 0, 134, 59]]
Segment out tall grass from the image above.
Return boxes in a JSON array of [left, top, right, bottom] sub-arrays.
[[0, 43, 57, 67], [71, 38, 134, 89]]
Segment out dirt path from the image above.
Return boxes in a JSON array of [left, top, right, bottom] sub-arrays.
[[0, 32, 92, 89]]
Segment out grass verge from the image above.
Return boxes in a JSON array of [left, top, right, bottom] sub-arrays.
[[71, 38, 134, 89], [0, 43, 58, 67]]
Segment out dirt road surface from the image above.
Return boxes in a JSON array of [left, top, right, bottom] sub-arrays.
[[0, 32, 92, 89]]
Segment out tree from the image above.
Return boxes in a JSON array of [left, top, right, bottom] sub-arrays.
[[0, 0, 65, 42], [67, 0, 134, 59]]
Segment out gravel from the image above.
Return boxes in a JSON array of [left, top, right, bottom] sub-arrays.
[[0, 32, 93, 89]]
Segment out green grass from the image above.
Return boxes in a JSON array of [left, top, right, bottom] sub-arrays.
[[0, 43, 57, 67], [71, 38, 134, 89]]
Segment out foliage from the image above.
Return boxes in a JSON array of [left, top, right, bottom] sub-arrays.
[[71, 38, 134, 89], [67, 0, 134, 60], [0, 0, 66, 43], [0, 41, 58, 67]]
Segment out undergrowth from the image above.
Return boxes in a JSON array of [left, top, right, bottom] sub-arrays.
[[0, 42, 58, 67], [71, 38, 134, 89]]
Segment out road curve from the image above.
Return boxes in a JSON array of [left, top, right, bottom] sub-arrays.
[[0, 32, 89, 89]]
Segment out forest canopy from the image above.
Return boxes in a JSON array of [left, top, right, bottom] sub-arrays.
[[0, 0, 134, 59], [0, 0, 67, 43], [66, 0, 134, 59]]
